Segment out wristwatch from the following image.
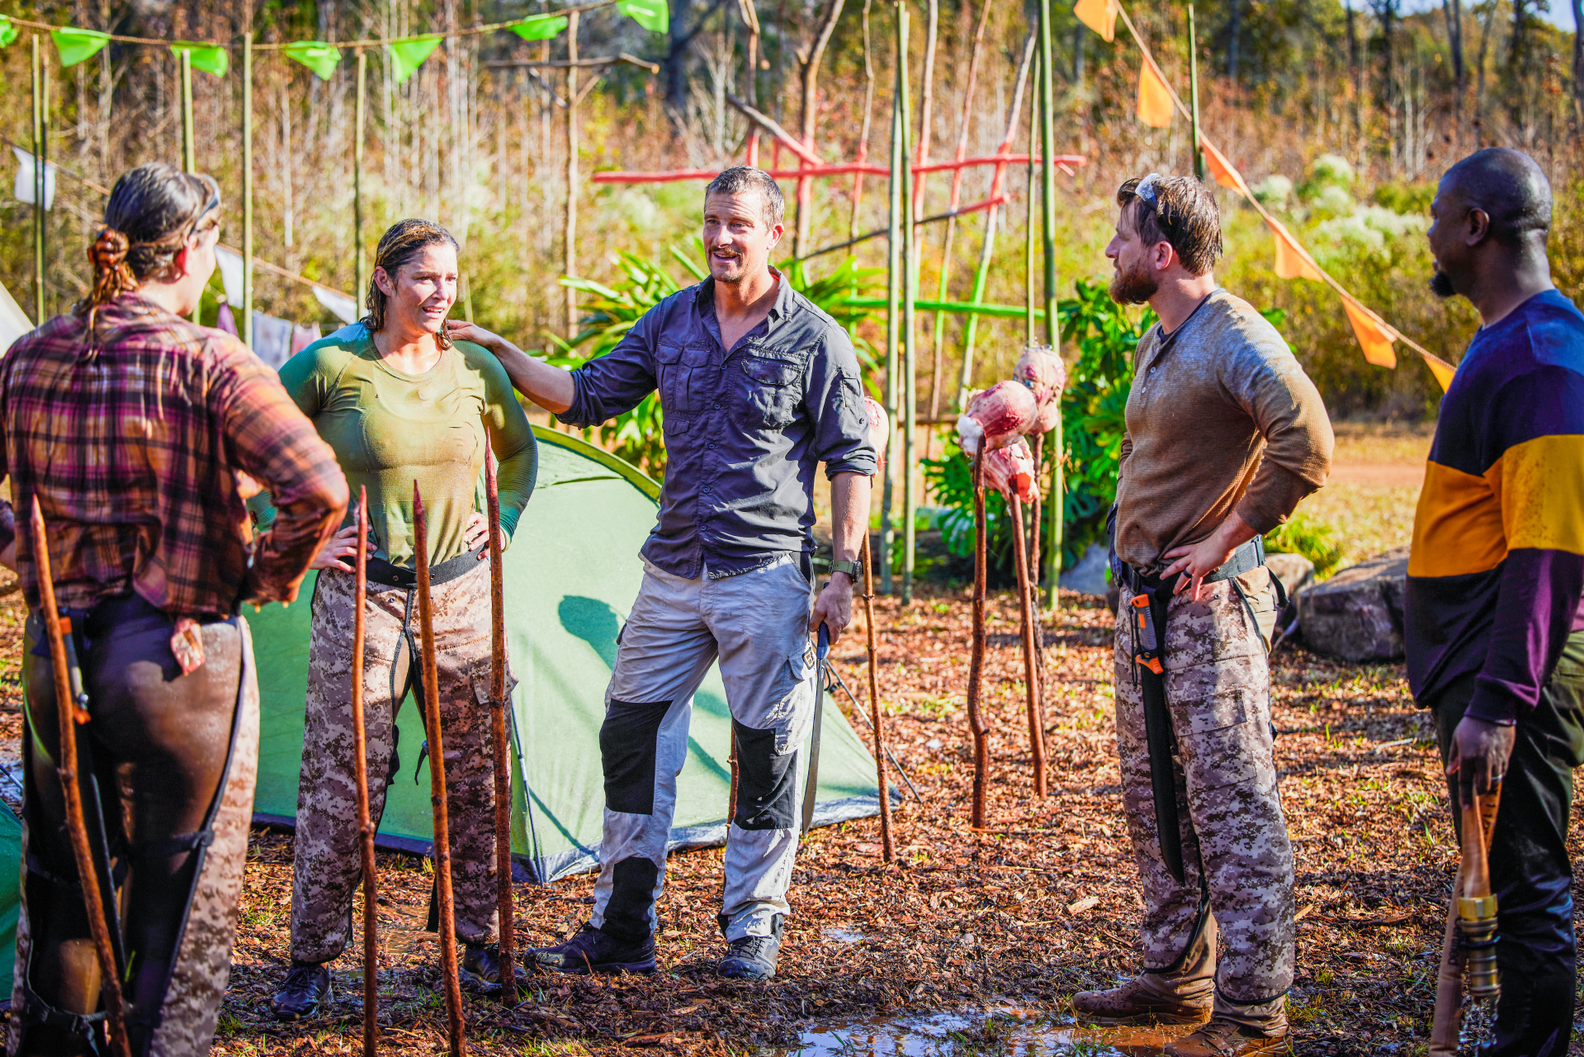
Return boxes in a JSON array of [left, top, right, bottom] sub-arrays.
[[829, 559, 861, 580]]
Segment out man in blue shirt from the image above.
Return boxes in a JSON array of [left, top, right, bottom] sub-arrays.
[[449, 166, 875, 980]]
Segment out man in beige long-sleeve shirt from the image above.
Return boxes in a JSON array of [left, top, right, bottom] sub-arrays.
[[1071, 174, 1333, 1057]]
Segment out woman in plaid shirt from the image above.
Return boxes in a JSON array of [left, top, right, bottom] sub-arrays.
[[0, 163, 346, 1057]]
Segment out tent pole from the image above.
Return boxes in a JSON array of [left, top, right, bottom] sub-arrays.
[[898, 2, 915, 606], [32, 35, 45, 325], [243, 32, 254, 347], [1037, 0, 1062, 607], [355, 51, 367, 300], [880, 48, 902, 596]]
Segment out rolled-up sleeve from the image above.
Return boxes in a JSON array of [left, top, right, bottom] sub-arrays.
[[558, 306, 661, 429], [806, 329, 877, 479]]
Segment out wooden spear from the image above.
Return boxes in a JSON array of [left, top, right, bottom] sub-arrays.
[[413, 483, 466, 1056], [861, 532, 894, 861], [965, 449, 988, 827], [349, 488, 379, 1057], [1430, 783, 1502, 1055], [1008, 494, 1047, 797], [31, 499, 133, 1057], [483, 450, 517, 1005]]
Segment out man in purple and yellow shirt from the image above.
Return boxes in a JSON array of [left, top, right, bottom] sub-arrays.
[[1409, 147, 1584, 1057]]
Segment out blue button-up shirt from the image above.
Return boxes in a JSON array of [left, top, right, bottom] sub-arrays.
[[560, 271, 876, 580]]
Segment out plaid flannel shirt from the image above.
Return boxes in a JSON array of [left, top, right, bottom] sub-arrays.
[[0, 294, 348, 616]]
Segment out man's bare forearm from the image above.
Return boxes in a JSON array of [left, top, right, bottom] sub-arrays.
[[481, 335, 577, 414], [831, 473, 870, 565]]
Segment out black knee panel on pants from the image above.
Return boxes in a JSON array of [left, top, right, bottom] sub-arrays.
[[732, 719, 797, 830], [600, 699, 671, 815]]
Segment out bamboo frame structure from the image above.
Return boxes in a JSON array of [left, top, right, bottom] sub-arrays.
[[32, 35, 46, 325], [1037, 0, 1063, 607], [31, 500, 134, 1057], [880, 68, 902, 597], [564, 10, 579, 338], [897, 1, 916, 605], [242, 33, 253, 347], [355, 51, 367, 299], [349, 490, 379, 1057], [483, 449, 517, 1005], [180, 49, 195, 173], [413, 484, 467, 1057]]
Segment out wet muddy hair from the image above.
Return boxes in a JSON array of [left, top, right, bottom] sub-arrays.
[[1116, 173, 1223, 276], [364, 219, 460, 349], [77, 163, 221, 321]]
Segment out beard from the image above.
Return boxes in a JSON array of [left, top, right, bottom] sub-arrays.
[[1108, 258, 1158, 305], [709, 250, 748, 283], [1428, 268, 1457, 300]]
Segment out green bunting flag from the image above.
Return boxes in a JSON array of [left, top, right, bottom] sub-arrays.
[[509, 13, 569, 41], [617, 0, 669, 33], [51, 27, 111, 66], [283, 40, 342, 80], [388, 34, 443, 84], [0, 16, 18, 48], [172, 41, 229, 76]]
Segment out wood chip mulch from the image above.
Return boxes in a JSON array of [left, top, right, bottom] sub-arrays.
[[1, 586, 1570, 1054]]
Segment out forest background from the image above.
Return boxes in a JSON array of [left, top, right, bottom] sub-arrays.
[[0, 0, 1581, 426]]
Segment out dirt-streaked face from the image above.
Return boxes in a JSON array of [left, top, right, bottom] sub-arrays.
[[378, 243, 459, 336], [702, 191, 783, 286]]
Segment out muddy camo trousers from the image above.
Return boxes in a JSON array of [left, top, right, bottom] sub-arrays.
[[1112, 568, 1294, 1029], [591, 557, 817, 944], [9, 594, 259, 1057], [289, 561, 505, 963], [1427, 633, 1584, 1057]]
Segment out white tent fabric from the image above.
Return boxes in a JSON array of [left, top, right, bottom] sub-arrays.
[[0, 280, 33, 354]]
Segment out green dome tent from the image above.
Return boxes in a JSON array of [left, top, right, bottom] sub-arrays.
[[248, 426, 883, 882]]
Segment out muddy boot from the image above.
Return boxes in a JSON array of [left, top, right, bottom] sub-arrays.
[[271, 961, 332, 1022], [528, 923, 657, 974], [1164, 1018, 1290, 1056], [460, 943, 505, 994], [1074, 916, 1216, 1026]]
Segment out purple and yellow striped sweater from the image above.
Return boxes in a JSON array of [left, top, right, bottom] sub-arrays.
[[1406, 289, 1584, 723]]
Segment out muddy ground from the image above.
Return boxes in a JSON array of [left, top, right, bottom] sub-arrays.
[[0, 568, 1567, 1055]]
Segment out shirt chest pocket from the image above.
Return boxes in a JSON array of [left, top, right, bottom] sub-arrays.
[[733, 348, 808, 429], [656, 342, 715, 414]]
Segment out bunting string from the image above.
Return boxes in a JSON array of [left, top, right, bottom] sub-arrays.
[[1075, 0, 1458, 389]]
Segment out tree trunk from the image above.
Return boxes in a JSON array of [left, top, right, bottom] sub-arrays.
[[794, 0, 847, 255]]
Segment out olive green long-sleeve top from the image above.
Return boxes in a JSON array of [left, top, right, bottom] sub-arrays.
[[275, 325, 537, 568], [1114, 289, 1333, 571]]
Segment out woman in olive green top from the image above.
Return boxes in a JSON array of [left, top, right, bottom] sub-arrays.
[[269, 220, 537, 1018]]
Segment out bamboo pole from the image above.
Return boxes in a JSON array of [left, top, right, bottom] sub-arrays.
[[483, 449, 517, 1005], [564, 9, 579, 339], [413, 484, 467, 1057], [243, 32, 253, 348], [1189, 4, 1204, 181], [349, 489, 379, 1057], [1008, 495, 1047, 796], [860, 534, 893, 861], [32, 36, 45, 325], [898, 2, 916, 605], [738, 0, 761, 166], [966, 449, 988, 827], [1037, 0, 1063, 607], [848, 0, 874, 239], [1024, 62, 1036, 346], [180, 49, 195, 173], [355, 51, 367, 300], [880, 65, 902, 596], [31, 500, 134, 1057]]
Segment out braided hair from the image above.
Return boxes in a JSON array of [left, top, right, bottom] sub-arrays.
[[364, 219, 460, 350], [77, 163, 221, 330]]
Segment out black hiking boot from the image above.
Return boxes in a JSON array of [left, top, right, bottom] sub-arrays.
[[271, 961, 332, 1021], [460, 943, 506, 994], [717, 915, 783, 980], [527, 923, 657, 974]]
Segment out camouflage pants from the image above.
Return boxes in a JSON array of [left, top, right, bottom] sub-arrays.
[[1112, 567, 1295, 1026], [291, 561, 504, 963]]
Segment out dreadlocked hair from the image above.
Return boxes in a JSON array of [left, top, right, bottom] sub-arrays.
[[76, 164, 221, 329], [364, 219, 460, 350]]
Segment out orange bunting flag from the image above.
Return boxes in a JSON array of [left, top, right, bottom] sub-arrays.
[[1421, 351, 1457, 391], [1073, 0, 1118, 41], [1200, 139, 1250, 197], [1137, 60, 1174, 128], [1342, 298, 1398, 369], [1267, 218, 1325, 282]]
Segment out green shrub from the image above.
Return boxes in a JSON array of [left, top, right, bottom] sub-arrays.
[[1263, 514, 1345, 579]]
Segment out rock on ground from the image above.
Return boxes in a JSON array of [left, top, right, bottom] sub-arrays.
[[1296, 548, 1408, 661], [1059, 543, 1110, 597]]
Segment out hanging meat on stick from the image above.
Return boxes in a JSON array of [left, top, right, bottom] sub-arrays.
[[1015, 343, 1066, 434], [956, 380, 1037, 455]]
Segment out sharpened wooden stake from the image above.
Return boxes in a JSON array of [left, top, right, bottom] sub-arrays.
[[483, 449, 517, 1005], [31, 499, 133, 1057], [414, 483, 467, 1057], [1009, 494, 1047, 797], [860, 534, 894, 861], [965, 449, 988, 827], [349, 488, 379, 1057]]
